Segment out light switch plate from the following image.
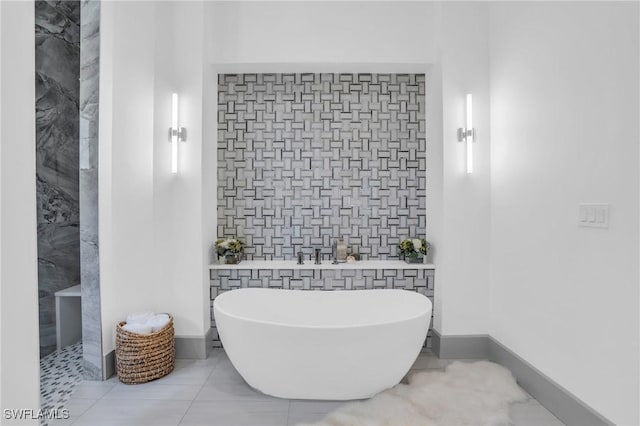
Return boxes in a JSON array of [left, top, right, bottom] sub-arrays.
[[578, 203, 609, 228]]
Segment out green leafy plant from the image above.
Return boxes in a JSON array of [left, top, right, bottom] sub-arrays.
[[215, 238, 245, 256], [399, 238, 428, 258]]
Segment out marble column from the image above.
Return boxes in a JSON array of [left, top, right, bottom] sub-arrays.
[[35, 0, 81, 358], [79, 0, 103, 380]]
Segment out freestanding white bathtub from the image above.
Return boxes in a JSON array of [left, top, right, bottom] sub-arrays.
[[213, 288, 432, 400]]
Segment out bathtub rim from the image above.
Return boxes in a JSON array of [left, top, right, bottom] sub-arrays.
[[213, 288, 432, 330]]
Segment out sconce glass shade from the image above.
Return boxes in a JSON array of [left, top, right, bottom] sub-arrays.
[[466, 94, 473, 174], [457, 94, 475, 174], [171, 93, 179, 174]]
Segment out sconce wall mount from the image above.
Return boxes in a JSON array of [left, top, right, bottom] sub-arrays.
[[168, 127, 187, 142], [457, 127, 475, 142]]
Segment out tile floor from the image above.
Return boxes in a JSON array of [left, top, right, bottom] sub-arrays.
[[51, 349, 564, 426], [40, 342, 84, 417]]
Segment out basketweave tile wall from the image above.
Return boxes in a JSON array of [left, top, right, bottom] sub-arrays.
[[213, 73, 432, 348], [217, 73, 426, 260], [209, 268, 435, 348]]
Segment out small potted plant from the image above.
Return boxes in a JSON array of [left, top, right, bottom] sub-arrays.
[[215, 238, 245, 264], [399, 238, 428, 264]]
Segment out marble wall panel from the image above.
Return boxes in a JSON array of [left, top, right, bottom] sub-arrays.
[[80, 0, 102, 380], [36, 0, 81, 358]]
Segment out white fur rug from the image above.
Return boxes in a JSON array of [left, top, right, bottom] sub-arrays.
[[300, 361, 528, 426]]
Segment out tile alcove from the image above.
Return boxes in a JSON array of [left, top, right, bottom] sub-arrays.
[[210, 261, 436, 349], [213, 72, 431, 349]]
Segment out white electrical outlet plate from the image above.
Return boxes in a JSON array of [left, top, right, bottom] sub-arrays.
[[578, 203, 609, 229]]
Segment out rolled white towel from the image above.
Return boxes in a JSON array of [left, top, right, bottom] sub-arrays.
[[126, 312, 155, 324], [153, 313, 170, 324], [148, 314, 170, 332], [122, 323, 152, 334]]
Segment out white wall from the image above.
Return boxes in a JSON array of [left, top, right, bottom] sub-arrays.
[[162, 1, 208, 338], [207, 1, 437, 65], [202, 0, 220, 315], [0, 1, 40, 422], [96, 1, 494, 356], [97, 9, 640, 424], [434, 1, 491, 334], [1, 0, 4, 410], [100, 1, 209, 356], [488, 2, 639, 424], [424, 60, 444, 330], [151, 1, 175, 344], [99, 0, 162, 354], [205, 1, 492, 337]]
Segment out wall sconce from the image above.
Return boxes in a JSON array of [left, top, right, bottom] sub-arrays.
[[457, 93, 475, 174], [169, 93, 187, 174]]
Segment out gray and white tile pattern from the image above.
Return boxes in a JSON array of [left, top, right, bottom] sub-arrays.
[[217, 73, 426, 261], [40, 342, 84, 423], [210, 268, 435, 348]]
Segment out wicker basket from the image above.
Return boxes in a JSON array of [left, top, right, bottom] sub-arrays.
[[115, 314, 175, 384]]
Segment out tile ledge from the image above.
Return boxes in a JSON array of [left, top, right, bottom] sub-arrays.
[[209, 260, 435, 270]]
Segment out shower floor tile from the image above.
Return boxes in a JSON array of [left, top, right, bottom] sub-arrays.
[[40, 342, 84, 424], [53, 348, 565, 426]]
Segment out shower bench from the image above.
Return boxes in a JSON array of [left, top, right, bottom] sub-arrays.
[[55, 284, 82, 350]]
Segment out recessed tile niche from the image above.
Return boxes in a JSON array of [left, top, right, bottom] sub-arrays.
[[217, 73, 426, 260], [212, 73, 432, 349]]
